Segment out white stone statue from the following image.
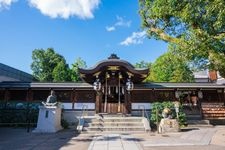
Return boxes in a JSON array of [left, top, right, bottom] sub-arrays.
[[42, 90, 58, 106]]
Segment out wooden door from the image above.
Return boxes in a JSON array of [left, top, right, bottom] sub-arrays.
[[100, 103, 126, 113]]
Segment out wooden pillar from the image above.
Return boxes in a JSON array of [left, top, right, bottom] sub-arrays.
[[71, 89, 76, 109], [26, 89, 33, 102], [125, 91, 131, 114], [128, 91, 131, 114], [4, 89, 10, 102], [95, 92, 102, 114], [152, 89, 155, 101]]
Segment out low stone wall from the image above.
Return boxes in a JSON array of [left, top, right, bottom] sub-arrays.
[[62, 110, 95, 125]]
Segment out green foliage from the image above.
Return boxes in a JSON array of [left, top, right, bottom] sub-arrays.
[[71, 57, 87, 82], [146, 51, 194, 82], [134, 61, 151, 69], [31, 48, 71, 82], [52, 60, 71, 82], [139, 0, 225, 77], [31, 48, 71, 81], [151, 101, 187, 127]]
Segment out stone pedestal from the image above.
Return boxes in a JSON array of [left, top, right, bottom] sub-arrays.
[[33, 106, 62, 133], [159, 118, 180, 133]]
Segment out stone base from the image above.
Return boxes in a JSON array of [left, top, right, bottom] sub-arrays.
[[33, 106, 62, 133], [159, 118, 180, 133]]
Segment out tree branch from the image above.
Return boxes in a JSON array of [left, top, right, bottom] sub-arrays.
[[149, 27, 181, 44]]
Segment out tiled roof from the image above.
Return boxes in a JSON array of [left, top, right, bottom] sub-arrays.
[[0, 82, 224, 89], [135, 82, 225, 89], [0, 82, 92, 88]]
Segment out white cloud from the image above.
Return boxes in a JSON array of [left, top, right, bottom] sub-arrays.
[[106, 26, 115, 32], [115, 16, 131, 27], [28, 0, 100, 19], [106, 16, 131, 32], [120, 31, 146, 46], [0, 0, 17, 10]]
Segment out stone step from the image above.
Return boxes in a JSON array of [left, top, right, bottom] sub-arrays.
[[187, 119, 210, 125], [81, 130, 146, 134], [84, 122, 143, 127], [186, 114, 202, 120], [82, 115, 146, 133], [187, 119, 213, 128], [85, 118, 143, 123], [187, 124, 214, 128], [83, 126, 145, 132], [97, 113, 131, 117]]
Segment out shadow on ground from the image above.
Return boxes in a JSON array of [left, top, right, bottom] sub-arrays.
[[0, 127, 93, 150]]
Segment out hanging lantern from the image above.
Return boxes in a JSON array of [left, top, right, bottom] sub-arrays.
[[93, 79, 101, 91], [126, 79, 134, 92]]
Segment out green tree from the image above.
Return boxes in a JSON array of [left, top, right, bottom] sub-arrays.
[[71, 57, 87, 82], [134, 60, 151, 69], [52, 60, 71, 82], [139, 0, 225, 77], [31, 48, 70, 81], [147, 52, 194, 82]]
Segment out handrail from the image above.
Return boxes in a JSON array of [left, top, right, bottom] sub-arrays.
[[138, 105, 150, 122], [138, 105, 151, 132], [77, 105, 88, 132]]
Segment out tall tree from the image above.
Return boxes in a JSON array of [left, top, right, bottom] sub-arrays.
[[139, 0, 225, 77], [147, 51, 194, 82], [52, 60, 71, 82], [134, 60, 151, 69], [31, 48, 70, 81], [71, 57, 87, 82]]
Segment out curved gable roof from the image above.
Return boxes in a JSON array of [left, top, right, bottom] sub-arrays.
[[79, 54, 149, 84]]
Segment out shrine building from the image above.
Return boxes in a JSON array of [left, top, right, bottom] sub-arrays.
[[0, 54, 225, 124]]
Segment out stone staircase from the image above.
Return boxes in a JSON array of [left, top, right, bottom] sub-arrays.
[[186, 119, 213, 128], [183, 105, 202, 120], [183, 105, 213, 127], [82, 114, 146, 133]]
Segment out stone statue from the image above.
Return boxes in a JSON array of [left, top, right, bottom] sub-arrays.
[[42, 90, 57, 106], [162, 108, 172, 118]]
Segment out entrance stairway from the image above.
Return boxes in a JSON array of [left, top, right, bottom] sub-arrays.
[[82, 114, 147, 133], [183, 105, 213, 127]]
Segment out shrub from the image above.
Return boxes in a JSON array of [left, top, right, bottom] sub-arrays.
[[150, 101, 187, 128]]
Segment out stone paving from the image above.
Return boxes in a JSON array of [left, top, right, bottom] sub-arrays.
[[88, 134, 142, 150], [0, 126, 225, 150], [139, 128, 217, 147]]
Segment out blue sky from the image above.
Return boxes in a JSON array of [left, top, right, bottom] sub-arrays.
[[0, 0, 167, 74]]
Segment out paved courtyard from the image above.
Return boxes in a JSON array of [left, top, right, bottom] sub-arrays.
[[0, 126, 225, 150]]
